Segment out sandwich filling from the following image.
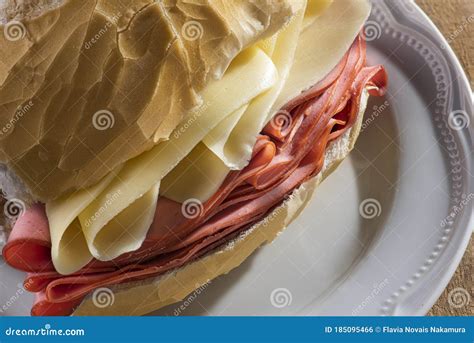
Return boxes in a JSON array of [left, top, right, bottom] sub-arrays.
[[3, 34, 387, 316]]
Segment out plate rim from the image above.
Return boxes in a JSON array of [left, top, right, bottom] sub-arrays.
[[389, 0, 473, 316], [367, 0, 472, 316], [301, 0, 474, 316]]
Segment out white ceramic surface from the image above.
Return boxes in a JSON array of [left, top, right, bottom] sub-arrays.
[[0, 0, 472, 316]]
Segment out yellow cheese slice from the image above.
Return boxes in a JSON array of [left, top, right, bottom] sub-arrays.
[[199, 102, 250, 169], [161, 142, 230, 203], [155, 0, 369, 210], [46, 170, 118, 275], [52, 219, 91, 275], [75, 48, 278, 260], [273, 0, 371, 113], [80, 182, 160, 261], [203, 7, 305, 170], [303, 0, 333, 30], [257, 34, 278, 57], [200, 104, 249, 160]]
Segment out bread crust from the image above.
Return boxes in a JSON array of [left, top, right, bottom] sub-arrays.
[[72, 90, 368, 316], [0, 0, 299, 202]]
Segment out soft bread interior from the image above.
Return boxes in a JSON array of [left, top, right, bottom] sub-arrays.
[[72, 90, 369, 316]]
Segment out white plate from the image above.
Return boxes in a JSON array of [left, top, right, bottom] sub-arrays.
[[1, 0, 472, 316]]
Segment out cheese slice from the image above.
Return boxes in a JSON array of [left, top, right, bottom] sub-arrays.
[[257, 34, 278, 57], [74, 48, 278, 260], [81, 182, 160, 261], [46, 170, 118, 275], [161, 142, 230, 203], [52, 219, 91, 275], [203, 7, 305, 170], [203, 0, 370, 171], [200, 104, 249, 160], [303, 0, 334, 30], [273, 0, 371, 113]]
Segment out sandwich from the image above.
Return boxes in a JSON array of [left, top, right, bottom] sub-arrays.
[[0, 0, 387, 316]]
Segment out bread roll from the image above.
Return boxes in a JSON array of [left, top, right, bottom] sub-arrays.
[[0, 0, 300, 202]]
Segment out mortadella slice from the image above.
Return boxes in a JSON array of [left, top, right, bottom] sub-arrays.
[[2, 204, 53, 272]]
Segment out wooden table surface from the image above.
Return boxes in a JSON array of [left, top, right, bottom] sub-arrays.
[[416, 0, 473, 316]]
